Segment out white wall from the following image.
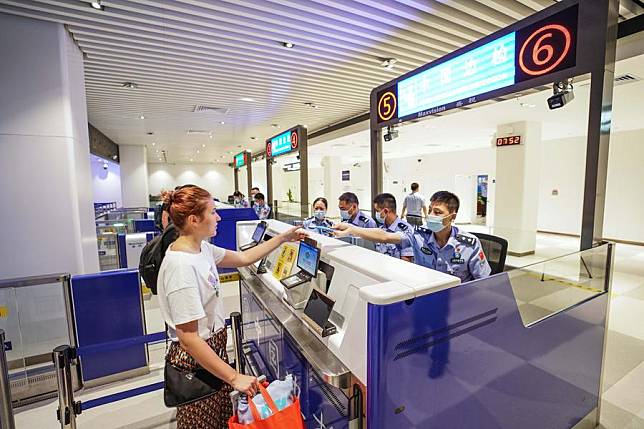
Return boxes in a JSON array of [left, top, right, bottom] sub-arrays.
[[91, 158, 123, 207], [0, 13, 99, 276], [251, 159, 267, 195], [120, 145, 149, 207], [148, 162, 234, 201]]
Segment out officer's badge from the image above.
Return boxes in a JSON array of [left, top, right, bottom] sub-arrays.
[[420, 246, 433, 255]]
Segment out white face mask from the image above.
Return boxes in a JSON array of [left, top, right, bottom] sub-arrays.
[[314, 210, 326, 220]]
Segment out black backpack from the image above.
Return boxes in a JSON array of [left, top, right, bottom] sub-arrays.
[[139, 224, 179, 294]]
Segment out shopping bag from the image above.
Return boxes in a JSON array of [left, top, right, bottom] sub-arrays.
[[228, 383, 304, 429]]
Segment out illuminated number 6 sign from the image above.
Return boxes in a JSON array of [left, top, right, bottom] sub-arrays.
[[519, 24, 572, 76]]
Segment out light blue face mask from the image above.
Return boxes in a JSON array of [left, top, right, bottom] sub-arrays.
[[374, 210, 387, 225], [314, 210, 326, 220], [426, 214, 450, 232], [340, 209, 350, 220]]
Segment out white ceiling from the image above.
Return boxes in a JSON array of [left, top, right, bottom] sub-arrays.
[[308, 52, 644, 165], [0, 0, 640, 165], [0, 0, 565, 163]]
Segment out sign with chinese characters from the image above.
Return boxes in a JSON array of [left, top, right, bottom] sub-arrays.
[[266, 125, 306, 158], [342, 170, 350, 181], [234, 151, 248, 168]]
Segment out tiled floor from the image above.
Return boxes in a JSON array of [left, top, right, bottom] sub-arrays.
[[11, 232, 644, 428]]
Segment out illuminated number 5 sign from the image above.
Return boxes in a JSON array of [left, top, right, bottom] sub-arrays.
[[378, 91, 397, 122]]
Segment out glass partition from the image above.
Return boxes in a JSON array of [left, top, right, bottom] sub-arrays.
[[0, 275, 77, 405], [507, 242, 611, 327]]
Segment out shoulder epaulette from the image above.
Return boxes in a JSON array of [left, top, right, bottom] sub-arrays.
[[397, 222, 408, 231], [358, 215, 368, 222], [456, 233, 476, 246]]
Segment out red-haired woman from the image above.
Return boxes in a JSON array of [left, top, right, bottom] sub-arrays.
[[157, 185, 305, 428]]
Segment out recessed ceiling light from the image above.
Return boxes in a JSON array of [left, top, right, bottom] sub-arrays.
[[209, 135, 213, 139], [219, 121, 225, 125], [271, 124, 279, 128], [196, 150, 200, 154], [201, 144, 206, 148], [240, 97, 255, 102], [151, 142, 156, 146], [190, 158, 194, 162], [304, 102, 318, 109], [90, 0, 104, 10], [121, 82, 138, 89], [139, 115, 145, 119], [281, 41, 295, 49]]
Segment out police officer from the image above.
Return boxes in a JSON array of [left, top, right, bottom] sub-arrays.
[[334, 191, 491, 282], [302, 197, 334, 234], [373, 193, 414, 262], [253, 192, 271, 220], [338, 192, 377, 229], [401, 182, 427, 227]]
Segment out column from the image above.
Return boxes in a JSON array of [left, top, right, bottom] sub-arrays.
[[322, 156, 343, 218], [492, 121, 541, 256], [0, 13, 99, 276], [120, 145, 150, 207]]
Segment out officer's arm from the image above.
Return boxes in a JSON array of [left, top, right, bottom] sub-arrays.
[[333, 223, 402, 244], [468, 241, 492, 279]]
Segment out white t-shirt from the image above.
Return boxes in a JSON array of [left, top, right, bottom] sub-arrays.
[[157, 240, 227, 342]]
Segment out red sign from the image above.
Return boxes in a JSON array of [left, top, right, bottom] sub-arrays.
[[290, 131, 298, 149], [266, 141, 272, 157], [496, 136, 521, 147]]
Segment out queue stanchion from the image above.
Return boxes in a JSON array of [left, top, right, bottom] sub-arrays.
[[53, 345, 79, 429], [230, 312, 245, 374], [0, 330, 15, 429]]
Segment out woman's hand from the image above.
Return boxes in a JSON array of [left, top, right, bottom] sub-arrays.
[[230, 373, 259, 396], [279, 225, 308, 243], [332, 223, 354, 237]]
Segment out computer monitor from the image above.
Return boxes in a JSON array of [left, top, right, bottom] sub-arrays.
[[297, 239, 321, 278], [251, 221, 267, 243], [303, 289, 335, 329]]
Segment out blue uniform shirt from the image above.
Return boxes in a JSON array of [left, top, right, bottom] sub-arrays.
[[345, 211, 377, 229], [375, 217, 414, 259], [400, 226, 491, 282], [302, 217, 334, 235], [253, 203, 271, 220]]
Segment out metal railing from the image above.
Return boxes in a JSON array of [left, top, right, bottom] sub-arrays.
[[0, 330, 15, 429]]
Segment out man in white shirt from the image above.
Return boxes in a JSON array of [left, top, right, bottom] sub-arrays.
[[401, 182, 427, 227]]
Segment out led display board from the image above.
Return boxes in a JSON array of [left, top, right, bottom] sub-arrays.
[[376, 5, 578, 124], [234, 151, 247, 168], [266, 126, 305, 158]]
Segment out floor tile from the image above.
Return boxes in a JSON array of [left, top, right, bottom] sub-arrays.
[[624, 285, 644, 301], [607, 296, 644, 341], [598, 399, 644, 429], [601, 330, 644, 391], [602, 361, 644, 416], [609, 272, 644, 296]]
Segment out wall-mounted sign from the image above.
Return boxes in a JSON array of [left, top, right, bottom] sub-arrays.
[[375, 5, 578, 124], [342, 170, 350, 181], [496, 135, 522, 147], [266, 125, 305, 159], [234, 151, 248, 168]]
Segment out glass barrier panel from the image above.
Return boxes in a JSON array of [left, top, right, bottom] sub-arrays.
[[507, 243, 610, 327]]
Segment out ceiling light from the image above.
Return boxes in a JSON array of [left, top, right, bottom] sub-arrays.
[[209, 135, 213, 139], [90, 0, 104, 10], [219, 121, 225, 125], [220, 155, 225, 159], [139, 115, 145, 119], [240, 97, 255, 102], [519, 102, 536, 108], [196, 150, 200, 154], [304, 102, 319, 109], [281, 41, 295, 49], [190, 158, 194, 162], [151, 142, 156, 146], [271, 124, 279, 128], [112, 155, 118, 160], [380, 58, 398, 70], [202, 144, 206, 148], [121, 82, 138, 89]]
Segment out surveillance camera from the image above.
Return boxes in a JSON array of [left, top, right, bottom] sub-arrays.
[[102, 162, 108, 170], [384, 130, 399, 142], [417, 159, 422, 163], [296, 154, 301, 160], [547, 90, 574, 110]]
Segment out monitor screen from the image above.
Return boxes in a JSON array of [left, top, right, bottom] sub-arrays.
[[297, 240, 320, 277], [303, 289, 335, 329], [251, 222, 267, 243]]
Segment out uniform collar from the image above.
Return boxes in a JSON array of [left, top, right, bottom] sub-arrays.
[[384, 216, 401, 231], [428, 225, 459, 250]]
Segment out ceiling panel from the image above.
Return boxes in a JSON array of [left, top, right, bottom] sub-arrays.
[[0, 0, 580, 163]]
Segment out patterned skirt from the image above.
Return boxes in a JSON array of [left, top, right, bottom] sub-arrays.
[[166, 329, 233, 429]]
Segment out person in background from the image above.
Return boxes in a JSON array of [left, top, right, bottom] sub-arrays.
[[253, 192, 271, 220], [157, 185, 306, 428], [334, 191, 491, 282], [250, 187, 260, 206], [303, 197, 334, 234], [232, 190, 250, 208], [338, 192, 377, 228], [401, 182, 427, 227], [373, 193, 414, 262]]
